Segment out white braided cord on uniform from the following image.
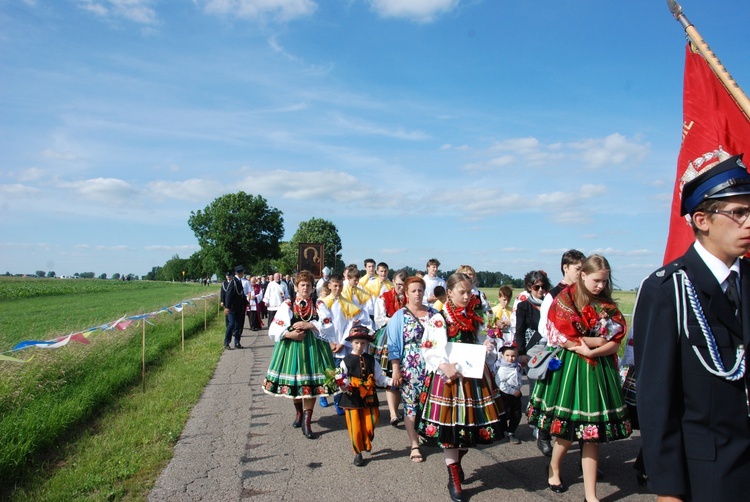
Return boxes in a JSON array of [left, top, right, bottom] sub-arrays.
[[675, 270, 745, 381]]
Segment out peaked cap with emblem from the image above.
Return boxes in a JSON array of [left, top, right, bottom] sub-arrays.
[[681, 154, 750, 216]]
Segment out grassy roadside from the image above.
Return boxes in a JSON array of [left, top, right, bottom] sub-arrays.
[[8, 319, 224, 501], [0, 279, 223, 497]]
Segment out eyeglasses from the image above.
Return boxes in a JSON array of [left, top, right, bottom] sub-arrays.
[[710, 207, 750, 225], [531, 284, 547, 291]]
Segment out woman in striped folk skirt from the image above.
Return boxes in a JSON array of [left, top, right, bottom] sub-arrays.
[[262, 270, 336, 439], [526, 255, 631, 502], [416, 273, 505, 502]]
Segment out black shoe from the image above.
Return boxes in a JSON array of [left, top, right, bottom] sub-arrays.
[[547, 464, 567, 493], [225, 344, 232, 350], [538, 437, 553, 456], [636, 470, 648, 486], [234, 343, 243, 349], [353, 453, 364, 466]]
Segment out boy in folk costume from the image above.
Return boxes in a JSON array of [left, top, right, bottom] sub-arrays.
[[364, 262, 394, 319], [342, 264, 372, 312], [337, 326, 393, 466], [317, 274, 373, 414], [358, 259, 381, 318]]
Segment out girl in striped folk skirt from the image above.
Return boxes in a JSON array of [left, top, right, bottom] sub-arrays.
[[416, 273, 505, 502]]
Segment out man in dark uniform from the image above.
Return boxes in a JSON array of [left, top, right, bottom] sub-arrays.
[[220, 271, 233, 326], [223, 265, 247, 349], [634, 152, 750, 501]]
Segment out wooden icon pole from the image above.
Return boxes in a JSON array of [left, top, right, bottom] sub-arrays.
[[668, 0, 750, 120]]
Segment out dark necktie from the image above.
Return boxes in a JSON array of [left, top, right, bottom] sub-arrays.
[[725, 270, 741, 322]]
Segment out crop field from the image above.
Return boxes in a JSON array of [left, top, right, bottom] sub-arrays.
[[0, 278, 225, 498]]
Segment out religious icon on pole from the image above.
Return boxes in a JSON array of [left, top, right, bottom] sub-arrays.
[[298, 243, 324, 278]]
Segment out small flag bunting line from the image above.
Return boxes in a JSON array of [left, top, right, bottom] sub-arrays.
[[0, 293, 218, 363]]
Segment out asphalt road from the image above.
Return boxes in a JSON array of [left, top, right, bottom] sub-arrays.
[[149, 322, 653, 502]]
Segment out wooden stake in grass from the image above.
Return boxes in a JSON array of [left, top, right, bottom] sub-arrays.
[[181, 305, 185, 352], [142, 316, 146, 393]]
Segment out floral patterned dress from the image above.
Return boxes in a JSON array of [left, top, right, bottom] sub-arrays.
[[386, 306, 436, 417], [526, 284, 632, 442], [416, 295, 506, 448]]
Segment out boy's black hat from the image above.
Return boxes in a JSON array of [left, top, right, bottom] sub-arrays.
[[345, 325, 374, 342]]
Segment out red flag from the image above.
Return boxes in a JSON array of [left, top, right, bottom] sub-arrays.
[[663, 44, 750, 264]]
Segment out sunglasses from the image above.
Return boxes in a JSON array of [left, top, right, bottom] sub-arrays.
[[531, 284, 547, 291]]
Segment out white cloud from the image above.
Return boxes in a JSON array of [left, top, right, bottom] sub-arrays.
[[332, 114, 430, 141], [42, 149, 81, 161], [94, 244, 134, 251], [488, 155, 514, 167], [59, 177, 140, 205], [78, 0, 158, 24], [548, 210, 589, 224], [570, 133, 650, 169], [589, 247, 654, 257], [16, 168, 45, 182], [368, 0, 459, 23], [200, 0, 317, 21], [489, 137, 540, 153], [0, 184, 39, 196], [145, 244, 200, 253], [268, 35, 301, 62], [237, 168, 370, 202], [460, 134, 647, 172], [148, 179, 225, 202]]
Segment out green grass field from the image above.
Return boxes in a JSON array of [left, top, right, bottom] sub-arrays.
[[0, 278, 225, 500]]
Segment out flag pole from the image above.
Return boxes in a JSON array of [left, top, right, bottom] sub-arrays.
[[668, 0, 750, 121]]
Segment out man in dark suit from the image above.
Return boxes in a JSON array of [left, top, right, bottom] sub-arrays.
[[220, 271, 233, 327], [634, 153, 750, 501], [223, 265, 247, 349]]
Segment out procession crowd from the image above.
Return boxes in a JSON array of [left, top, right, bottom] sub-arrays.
[[221, 252, 633, 502], [213, 149, 750, 502]]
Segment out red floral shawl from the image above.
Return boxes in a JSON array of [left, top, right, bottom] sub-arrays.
[[444, 295, 483, 342], [548, 284, 627, 366]]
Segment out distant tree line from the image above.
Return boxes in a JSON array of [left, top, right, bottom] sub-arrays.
[[18, 191, 520, 285], [138, 191, 523, 286]]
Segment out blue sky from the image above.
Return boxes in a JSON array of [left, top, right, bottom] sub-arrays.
[[2, 0, 749, 288]]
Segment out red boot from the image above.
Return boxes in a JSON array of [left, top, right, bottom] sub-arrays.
[[301, 409, 316, 439], [447, 463, 464, 502], [457, 448, 468, 482], [292, 401, 303, 428]]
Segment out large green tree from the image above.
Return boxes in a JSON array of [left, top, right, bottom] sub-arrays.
[[281, 217, 343, 274], [157, 254, 188, 281], [188, 192, 284, 276]]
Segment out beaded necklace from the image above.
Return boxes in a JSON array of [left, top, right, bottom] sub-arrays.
[[294, 298, 315, 322], [444, 296, 483, 339]]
